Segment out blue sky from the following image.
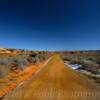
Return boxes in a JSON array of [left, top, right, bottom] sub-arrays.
[[0, 0, 100, 50]]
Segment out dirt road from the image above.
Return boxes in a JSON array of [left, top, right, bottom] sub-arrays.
[[3, 54, 100, 100]]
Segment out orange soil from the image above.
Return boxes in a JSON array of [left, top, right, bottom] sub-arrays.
[[0, 60, 48, 98]]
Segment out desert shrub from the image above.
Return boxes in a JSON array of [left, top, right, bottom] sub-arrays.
[[0, 72, 4, 77], [70, 60, 99, 74], [0, 57, 10, 65], [94, 58, 100, 66], [39, 54, 49, 61], [78, 61, 99, 74], [0, 53, 50, 75], [0, 65, 10, 77], [27, 57, 34, 63], [30, 54, 37, 58], [10, 62, 18, 71], [70, 60, 82, 65], [86, 57, 94, 61], [62, 56, 71, 61], [14, 59, 28, 70]]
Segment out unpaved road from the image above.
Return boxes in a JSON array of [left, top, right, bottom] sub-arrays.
[[3, 54, 100, 100]]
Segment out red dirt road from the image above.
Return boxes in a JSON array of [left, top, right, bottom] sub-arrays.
[[3, 54, 100, 100]]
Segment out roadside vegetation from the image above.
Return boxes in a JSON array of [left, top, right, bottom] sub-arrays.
[[0, 51, 51, 78], [0, 48, 52, 98], [61, 51, 100, 84]]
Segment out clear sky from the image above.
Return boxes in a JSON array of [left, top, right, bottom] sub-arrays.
[[0, 0, 100, 50]]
